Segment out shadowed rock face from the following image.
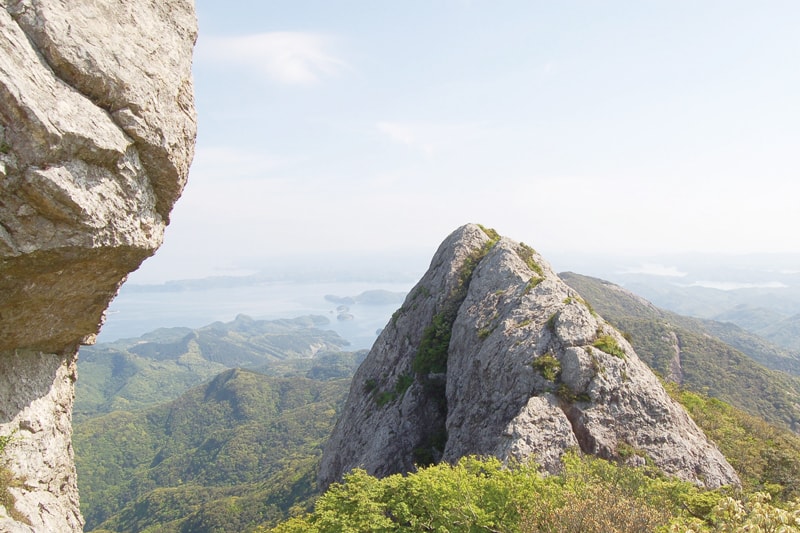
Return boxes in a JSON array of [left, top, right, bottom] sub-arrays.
[[319, 224, 740, 490], [0, 1, 196, 530]]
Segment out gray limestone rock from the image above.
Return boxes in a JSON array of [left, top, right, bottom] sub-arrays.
[[318, 224, 740, 490], [0, 1, 196, 530]]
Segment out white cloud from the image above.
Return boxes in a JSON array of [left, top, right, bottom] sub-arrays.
[[199, 32, 347, 85]]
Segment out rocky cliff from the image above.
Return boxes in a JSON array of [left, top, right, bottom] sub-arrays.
[[0, 1, 196, 530], [319, 224, 739, 490]]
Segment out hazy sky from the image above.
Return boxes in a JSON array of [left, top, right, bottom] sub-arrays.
[[132, 1, 800, 283]]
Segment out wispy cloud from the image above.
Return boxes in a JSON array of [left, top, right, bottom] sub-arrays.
[[200, 32, 347, 85], [376, 121, 489, 156]]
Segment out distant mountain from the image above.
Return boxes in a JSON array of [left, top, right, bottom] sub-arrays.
[[560, 272, 800, 431], [76, 314, 350, 419], [756, 313, 800, 353], [324, 289, 407, 306], [75, 368, 351, 532], [712, 304, 789, 334]]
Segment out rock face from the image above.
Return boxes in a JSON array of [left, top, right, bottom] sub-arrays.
[[0, 1, 196, 530], [319, 224, 739, 490]]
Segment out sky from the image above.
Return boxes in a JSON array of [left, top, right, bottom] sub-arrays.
[[131, 0, 800, 283]]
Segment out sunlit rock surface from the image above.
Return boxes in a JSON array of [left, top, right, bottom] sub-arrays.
[[319, 224, 739, 490], [0, 1, 196, 530]]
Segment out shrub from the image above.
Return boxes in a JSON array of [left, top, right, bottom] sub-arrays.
[[413, 312, 452, 374], [523, 277, 543, 295], [375, 391, 395, 407], [477, 224, 501, 242], [0, 431, 25, 524], [593, 335, 626, 359], [268, 453, 701, 533], [533, 353, 561, 381], [394, 374, 414, 396], [517, 243, 544, 276]]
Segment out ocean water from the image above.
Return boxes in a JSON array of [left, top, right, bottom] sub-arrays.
[[98, 280, 414, 350]]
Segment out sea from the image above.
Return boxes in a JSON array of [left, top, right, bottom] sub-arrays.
[[97, 279, 415, 350]]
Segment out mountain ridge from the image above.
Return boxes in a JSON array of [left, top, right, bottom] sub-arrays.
[[76, 314, 351, 419]]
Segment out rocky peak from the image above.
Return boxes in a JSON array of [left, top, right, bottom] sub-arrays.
[[0, 1, 196, 530], [319, 224, 739, 490]]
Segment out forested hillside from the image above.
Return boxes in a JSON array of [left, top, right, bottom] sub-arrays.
[[75, 369, 351, 532], [76, 315, 350, 419], [561, 272, 800, 431]]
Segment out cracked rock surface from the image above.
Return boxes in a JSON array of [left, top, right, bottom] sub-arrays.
[[0, 1, 196, 530], [319, 224, 740, 490]]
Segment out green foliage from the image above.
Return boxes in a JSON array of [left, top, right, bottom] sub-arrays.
[[412, 285, 431, 300], [581, 297, 597, 316], [592, 334, 626, 359], [375, 391, 395, 407], [268, 453, 711, 533], [0, 468, 24, 525], [76, 315, 349, 419], [477, 326, 493, 340], [515, 318, 533, 329], [523, 276, 544, 295], [670, 492, 800, 532], [557, 383, 591, 403], [0, 430, 27, 525], [0, 431, 14, 456], [367, 373, 415, 407], [394, 374, 414, 396], [75, 369, 350, 532], [546, 312, 558, 331], [670, 385, 800, 501], [413, 312, 453, 375], [532, 353, 561, 381], [477, 224, 501, 242], [363, 378, 377, 393], [516, 243, 544, 277]]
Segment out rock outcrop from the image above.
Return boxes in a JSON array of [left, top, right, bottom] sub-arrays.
[[0, 1, 197, 530], [319, 224, 739, 490]]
